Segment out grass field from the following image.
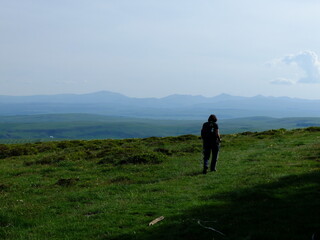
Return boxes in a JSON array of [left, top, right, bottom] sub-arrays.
[[0, 127, 319, 239]]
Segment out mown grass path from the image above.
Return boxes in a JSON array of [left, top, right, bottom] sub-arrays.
[[0, 128, 319, 239]]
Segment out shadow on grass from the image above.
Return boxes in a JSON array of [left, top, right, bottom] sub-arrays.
[[108, 170, 320, 240]]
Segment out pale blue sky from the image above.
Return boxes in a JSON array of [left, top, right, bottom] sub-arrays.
[[1, 0, 320, 99]]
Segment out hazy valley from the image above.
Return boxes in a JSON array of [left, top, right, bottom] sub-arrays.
[[1, 91, 320, 119]]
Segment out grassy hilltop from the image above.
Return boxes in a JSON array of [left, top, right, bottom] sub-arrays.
[[0, 128, 319, 240]]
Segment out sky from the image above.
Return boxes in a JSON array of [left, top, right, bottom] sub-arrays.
[[1, 0, 320, 99]]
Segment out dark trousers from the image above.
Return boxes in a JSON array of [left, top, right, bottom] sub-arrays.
[[203, 143, 220, 170]]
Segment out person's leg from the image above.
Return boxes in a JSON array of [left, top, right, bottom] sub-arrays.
[[203, 147, 211, 174], [210, 144, 220, 171]]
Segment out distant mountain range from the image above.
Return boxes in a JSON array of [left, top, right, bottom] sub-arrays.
[[1, 91, 320, 119]]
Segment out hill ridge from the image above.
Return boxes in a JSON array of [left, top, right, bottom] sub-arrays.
[[1, 91, 320, 119]]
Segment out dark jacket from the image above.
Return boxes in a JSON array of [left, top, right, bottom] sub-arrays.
[[201, 121, 219, 144]]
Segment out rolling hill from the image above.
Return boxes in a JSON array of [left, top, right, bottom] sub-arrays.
[[1, 114, 320, 142], [1, 91, 320, 119]]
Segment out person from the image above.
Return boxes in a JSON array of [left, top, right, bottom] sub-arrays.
[[201, 114, 221, 174]]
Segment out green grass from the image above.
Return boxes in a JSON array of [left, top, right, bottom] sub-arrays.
[[0, 128, 319, 239]]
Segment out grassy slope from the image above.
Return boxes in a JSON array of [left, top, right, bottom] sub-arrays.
[[0, 128, 319, 240]]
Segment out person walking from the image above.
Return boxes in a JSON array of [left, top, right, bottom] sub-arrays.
[[201, 114, 221, 174]]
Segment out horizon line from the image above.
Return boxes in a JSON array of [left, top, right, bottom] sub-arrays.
[[0, 90, 319, 101]]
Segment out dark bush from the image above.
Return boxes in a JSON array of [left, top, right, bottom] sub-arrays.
[[118, 152, 164, 165], [0, 144, 38, 158], [168, 135, 198, 142], [25, 153, 66, 166], [305, 127, 320, 132], [55, 178, 79, 187], [84, 140, 108, 151], [96, 143, 120, 158], [35, 143, 57, 153], [240, 131, 255, 136], [83, 150, 97, 160], [255, 128, 286, 137], [38, 154, 66, 164], [142, 136, 162, 142], [154, 147, 172, 156], [180, 134, 198, 140], [180, 144, 202, 153], [55, 140, 86, 150], [0, 144, 10, 158], [56, 142, 70, 149], [97, 156, 114, 165], [0, 184, 9, 192]]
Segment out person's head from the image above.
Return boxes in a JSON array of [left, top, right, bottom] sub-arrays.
[[208, 114, 217, 122]]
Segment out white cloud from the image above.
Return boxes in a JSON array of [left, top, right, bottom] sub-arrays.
[[270, 77, 295, 85], [281, 51, 320, 83]]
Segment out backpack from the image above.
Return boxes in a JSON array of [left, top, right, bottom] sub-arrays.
[[201, 121, 216, 141]]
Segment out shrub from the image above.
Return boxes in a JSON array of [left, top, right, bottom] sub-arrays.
[[24, 153, 66, 166], [96, 143, 120, 158], [55, 178, 79, 187], [255, 128, 286, 137], [180, 144, 202, 153], [240, 131, 255, 136], [154, 147, 172, 156], [166, 134, 198, 142], [118, 152, 164, 165], [0, 144, 10, 159], [56, 140, 85, 149], [35, 143, 57, 153], [97, 156, 114, 165], [305, 127, 320, 132], [0, 184, 9, 192], [0, 144, 38, 158], [177, 134, 198, 140]]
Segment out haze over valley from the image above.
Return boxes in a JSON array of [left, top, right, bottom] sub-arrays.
[[1, 91, 320, 119], [1, 91, 320, 141]]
